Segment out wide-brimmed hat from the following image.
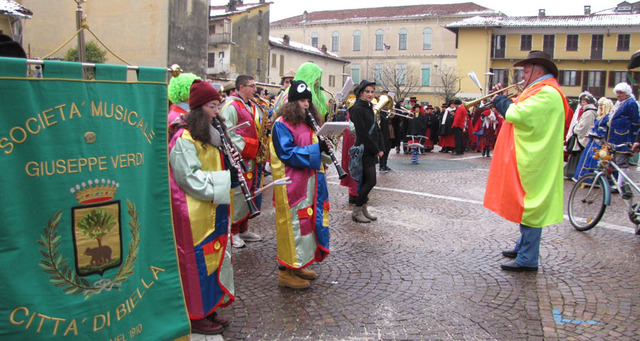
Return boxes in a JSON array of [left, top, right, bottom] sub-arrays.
[[282, 69, 296, 79], [513, 50, 558, 78], [0, 34, 26, 58], [223, 81, 236, 92]]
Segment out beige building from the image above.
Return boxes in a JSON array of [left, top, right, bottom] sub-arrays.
[[268, 34, 349, 95], [1, 0, 31, 43], [16, 0, 210, 76], [446, 4, 640, 99], [208, 0, 271, 81], [270, 3, 500, 105]]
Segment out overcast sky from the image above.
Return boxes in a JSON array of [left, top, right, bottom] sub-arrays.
[[268, 0, 624, 22]]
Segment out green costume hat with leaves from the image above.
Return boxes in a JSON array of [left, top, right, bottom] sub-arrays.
[[293, 62, 328, 118], [168, 72, 201, 104]]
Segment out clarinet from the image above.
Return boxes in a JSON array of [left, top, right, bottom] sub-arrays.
[[212, 117, 260, 218], [306, 109, 348, 179]]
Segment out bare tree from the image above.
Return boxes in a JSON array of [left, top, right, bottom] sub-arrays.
[[436, 66, 462, 103], [375, 63, 421, 101]]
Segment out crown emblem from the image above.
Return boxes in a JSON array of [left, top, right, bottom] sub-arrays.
[[70, 179, 119, 204]]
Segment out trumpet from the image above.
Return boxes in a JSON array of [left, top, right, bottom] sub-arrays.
[[463, 80, 525, 109]]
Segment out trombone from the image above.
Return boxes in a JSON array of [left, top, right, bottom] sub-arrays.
[[380, 108, 414, 119], [463, 80, 524, 109]]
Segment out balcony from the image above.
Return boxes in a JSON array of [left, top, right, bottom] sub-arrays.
[[209, 33, 232, 45]]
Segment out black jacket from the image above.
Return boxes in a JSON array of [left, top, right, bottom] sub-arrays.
[[350, 99, 383, 167]]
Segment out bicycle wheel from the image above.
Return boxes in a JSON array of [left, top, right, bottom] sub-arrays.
[[568, 173, 607, 231]]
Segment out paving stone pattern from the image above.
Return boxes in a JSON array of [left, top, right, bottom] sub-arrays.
[[207, 150, 640, 341]]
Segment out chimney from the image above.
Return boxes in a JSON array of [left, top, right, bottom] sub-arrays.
[[237, 0, 243, 5], [321, 45, 327, 53], [226, 0, 236, 12], [584, 5, 591, 15], [302, 11, 308, 22], [259, 0, 265, 3], [283, 34, 290, 45], [538, 9, 545, 17]]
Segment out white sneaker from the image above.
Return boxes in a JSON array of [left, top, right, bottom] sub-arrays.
[[232, 236, 246, 248], [239, 231, 262, 242]]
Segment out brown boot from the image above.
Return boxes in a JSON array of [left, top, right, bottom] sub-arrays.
[[278, 269, 310, 289], [352, 206, 371, 223], [292, 268, 317, 280], [362, 204, 377, 221], [191, 318, 224, 335]]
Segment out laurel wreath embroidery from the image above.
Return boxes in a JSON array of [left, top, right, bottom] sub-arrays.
[[38, 200, 141, 299]]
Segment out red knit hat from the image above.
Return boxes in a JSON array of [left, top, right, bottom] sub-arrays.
[[189, 80, 221, 109]]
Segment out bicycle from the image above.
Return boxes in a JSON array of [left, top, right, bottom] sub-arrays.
[[567, 135, 640, 233]]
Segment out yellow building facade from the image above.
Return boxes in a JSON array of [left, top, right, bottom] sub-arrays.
[[447, 12, 640, 99]]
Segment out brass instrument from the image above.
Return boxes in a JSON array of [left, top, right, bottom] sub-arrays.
[[321, 86, 338, 123], [252, 96, 272, 165], [463, 80, 525, 109], [380, 108, 414, 119], [373, 94, 395, 119]]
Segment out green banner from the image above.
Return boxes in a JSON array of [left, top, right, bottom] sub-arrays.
[[0, 59, 190, 340]]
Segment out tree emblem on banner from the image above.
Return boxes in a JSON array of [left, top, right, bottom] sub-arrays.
[[37, 179, 141, 299]]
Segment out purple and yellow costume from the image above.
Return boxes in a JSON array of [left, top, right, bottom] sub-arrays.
[[270, 117, 330, 269], [169, 128, 235, 319]]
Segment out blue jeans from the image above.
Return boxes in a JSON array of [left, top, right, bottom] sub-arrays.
[[513, 224, 542, 267]]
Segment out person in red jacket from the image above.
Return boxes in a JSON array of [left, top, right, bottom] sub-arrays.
[[451, 99, 468, 155]]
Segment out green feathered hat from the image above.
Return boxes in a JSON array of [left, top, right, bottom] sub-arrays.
[[168, 72, 201, 104]]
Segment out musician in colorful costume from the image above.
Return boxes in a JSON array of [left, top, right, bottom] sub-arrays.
[[220, 75, 264, 248], [485, 51, 570, 272], [169, 80, 235, 334], [270, 81, 331, 289]]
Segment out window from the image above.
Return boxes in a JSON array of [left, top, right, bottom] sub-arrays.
[[489, 68, 509, 88], [375, 30, 384, 50], [591, 34, 603, 60], [351, 65, 360, 84], [543, 35, 555, 58], [423, 28, 433, 50], [208, 52, 215, 68], [279, 55, 284, 75], [311, 33, 318, 48], [618, 34, 630, 51], [329, 75, 336, 87], [398, 29, 408, 50], [258, 10, 263, 36], [353, 31, 361, 51], [492, 35, 506, 58], [421, 65, 431, 86], [558, 70, 580, 86], [520, 35, 532, 51], [331, 32, 340, 52], [396, 64, 407, 86], [587, 70, 602, 87], [373, 64, 383, 84], [271, 53, 276, 67], [566, 35, 578, 51], [257, 58, 261, 73], [609, 71, 629, 87]]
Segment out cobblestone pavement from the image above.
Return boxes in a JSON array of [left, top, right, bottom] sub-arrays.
[[195, 148, 640, 341]]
